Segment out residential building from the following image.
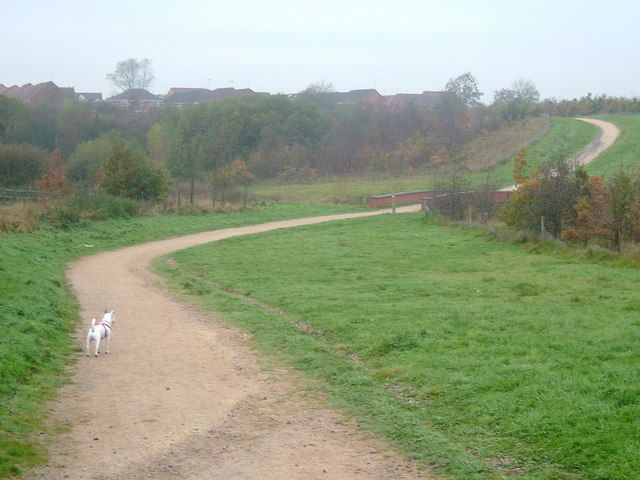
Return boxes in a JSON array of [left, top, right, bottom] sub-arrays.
[[0, 81, 75, 104], [105, 88, 162, 111], [385, 91, 452, 109], [76, 92, 103, 103], [162, 87, 260, 107]]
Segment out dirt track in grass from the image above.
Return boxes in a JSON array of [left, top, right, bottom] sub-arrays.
[[500, 117, 620, 191], [27, 205, 434, 480], [573, 117, 620, 166]]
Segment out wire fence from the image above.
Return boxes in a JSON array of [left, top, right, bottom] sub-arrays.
[[0, 187, 40, 203]]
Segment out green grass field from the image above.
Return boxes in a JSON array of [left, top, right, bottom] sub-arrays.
[[587, 115, 640, 177], [158, 213, 640, 479], [0, 203, 361, 478]]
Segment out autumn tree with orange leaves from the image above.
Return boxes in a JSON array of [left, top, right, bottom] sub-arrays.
[[37, 148, 69, 195]]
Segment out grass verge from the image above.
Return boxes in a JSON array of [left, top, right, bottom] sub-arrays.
[[157, 213, 640, 479], [0, 203, 361, 478]]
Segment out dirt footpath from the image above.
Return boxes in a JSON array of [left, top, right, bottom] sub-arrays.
[[500, 117, 620, 191], [28, 206, 432, 480], [573, 117, 620, 166]]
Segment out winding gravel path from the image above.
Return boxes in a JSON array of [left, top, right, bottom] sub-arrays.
[[28, 205, 432, 480], [573, 117, 620, 166], [500, 117, 620, 191]]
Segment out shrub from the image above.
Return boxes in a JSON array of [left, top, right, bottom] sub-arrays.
[[66, 132, 118, 183], [0, 193, 141, 234], [0, 143, 50, 187], [44, 193, 139, 227], [99, 137, 170, 200], [44, 201, 82, 229], [0, 202, 43, 233], [37, 148, 69, 195]]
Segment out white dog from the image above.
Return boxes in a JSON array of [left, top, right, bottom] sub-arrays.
[[85, 310, 117, 357]]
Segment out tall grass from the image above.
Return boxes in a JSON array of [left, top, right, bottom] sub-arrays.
[[0, 193, 139, 234]]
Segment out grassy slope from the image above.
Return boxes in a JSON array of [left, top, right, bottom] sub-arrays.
[[0, 203, 361, 478], [158, 214, 640, 479], [472, 117, 598, 188], [462, 117, 549, 172], [251, 117, 596, 203], [587, 115, 640, 177]]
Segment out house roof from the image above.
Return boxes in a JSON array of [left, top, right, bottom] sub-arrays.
[[0, 84, 6, 94], [28, 82, 57, 102], [3, 85, 21, 97], [314, 89, 385, 105], [163, 87, 258, 105], [333, 89, 383, 104], [15, 83, 35, 100], [4, 85, 20, 97], [76, 92, 103, 102], [386, 91, 452, 109], [107, 88, 161, 101], [165, 87, 200, 98], [1, 81, 72, 103], [163, 88, 216, 104]]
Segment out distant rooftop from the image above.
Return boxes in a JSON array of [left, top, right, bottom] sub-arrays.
[[76, 92, 103, 102], [107, 88, 161, 101], [163, 87, 258, 105], [0, 81, 75, 103]]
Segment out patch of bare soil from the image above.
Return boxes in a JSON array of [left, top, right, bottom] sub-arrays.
[[27, 206, 433, 480]]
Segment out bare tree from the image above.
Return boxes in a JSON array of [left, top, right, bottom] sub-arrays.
[[106, 58, 154, 91]]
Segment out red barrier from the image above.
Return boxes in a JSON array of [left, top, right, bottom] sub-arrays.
[[368, 190, 513, 209]]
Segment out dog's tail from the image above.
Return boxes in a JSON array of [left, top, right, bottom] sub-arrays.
[[90, 318, 96, 332]]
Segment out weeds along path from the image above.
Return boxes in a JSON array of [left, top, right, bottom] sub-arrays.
[[29, 205, 431, 480], [573, 117, 620, 166]]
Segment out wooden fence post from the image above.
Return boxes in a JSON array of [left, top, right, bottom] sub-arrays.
[[391, 194, 396, 214], [541, 216, 546, 238]]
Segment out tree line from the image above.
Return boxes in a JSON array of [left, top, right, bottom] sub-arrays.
[[1, 73, 639, 205]]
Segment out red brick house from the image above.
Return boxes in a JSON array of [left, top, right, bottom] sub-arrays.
[[324, 89, 387, 107], [0, 81, 74, 104], [105, 88, 162, 111], [385, 91, 451, 110], [76, 92, 103, 103], [163, 87, 259, 107]]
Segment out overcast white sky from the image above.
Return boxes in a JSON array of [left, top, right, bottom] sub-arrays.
[[1, 0, 638, 101]]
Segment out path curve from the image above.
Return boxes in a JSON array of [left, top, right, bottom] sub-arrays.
[[500, 117, 620, 191], [29, 205, 431, 480], [573, 117, 620, 166]]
